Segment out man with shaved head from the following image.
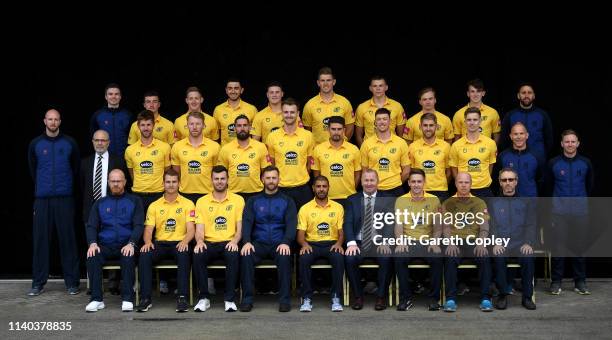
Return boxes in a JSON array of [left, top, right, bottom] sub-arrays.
[[85, 169, 144, 312], [28, 109, 81, 297]]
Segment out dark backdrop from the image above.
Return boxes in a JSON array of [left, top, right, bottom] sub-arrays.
[[4, 9, 611, 276]]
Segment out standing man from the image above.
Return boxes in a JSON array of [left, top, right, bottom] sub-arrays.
[[453, 79, 501, 143], [408, 113, 452, 201], [302, 67, 355, 144], [124, 110, 171, 210], [213, 78, 258, 145], [360, 108, 410, 197], [449, 107, 497, 197], [171, 111, 220, 204], [252, 81, 303, 142], [344, 169, 394, 311], [312, 116, 361, 207], [218, 115, 270, 202], [298, 176, 345, 312], [90, 83, 132, 156], [28, 109, 80, 296], [394, 169, 444, 311], [403, 87, 454, 146], [355, 75, 406, 146], [490, 168, 537, 310], [548, 130, 594, 295], [128, 91, 175, 145], [174, 86, 220, 142], [496, 122, 541, 197], [136, 169, 195, 313], [266, 98, 315, 208], [239, 166, 297, 312], [442, 173, 493, 312], [84, 169, 143, 312], [500, 83, 554, 168], [193, 165, 245, 312]]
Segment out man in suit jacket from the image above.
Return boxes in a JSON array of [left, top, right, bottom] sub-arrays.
[[344, 168, 394, 310], [81, 130, 128, 225]]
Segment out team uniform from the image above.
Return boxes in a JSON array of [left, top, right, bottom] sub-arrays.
[[213, 100, 258, 145], [449, 135, 497, 194], [124, 138, 171, 208], [251, 105, 302, 142], [298, 199, 345, 301], [218, 139, 270, 198], [128, 114, 175, 145], [355, 97, 405, 139], [360, 135, 410, 194], [302, 93, 355, 144], [171, 137, 220, 202], [193, 192, 245, 303], [312, 141, 361, 201], [408, 138, 451, 199], [138, 195, 195, 303], [452, 104, 501, 139]]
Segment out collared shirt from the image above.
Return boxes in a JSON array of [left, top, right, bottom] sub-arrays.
[[452, 104, 501, 138], [146, 194, 196, 242], [355, 97, 405, 139], [251, 106, 303, 142], [356, 191, 378, 242], [218, 138, 270, 193], [93, 151, 109, 198], [171, 137, 220, 194], [195, 192, 245, 242], [265, 127, 314, 187], [124, 138, 171, 193], [443, 193, 489, 239], [213, 99, 258, 145], [395, 191, 441, 238], [173, 111, 220, 142], [360, 134, 410, 190], [403, 111, 454, 142], [449, 134, 497, 189], [311, 141, 361, 199], [408, 138, 451, 191], [297, 199, 344, 242], [128, 114, 175, 145], [302, 93, 355, 144]]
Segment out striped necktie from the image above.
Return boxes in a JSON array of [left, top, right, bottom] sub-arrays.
[[93, 155, 103, 201]]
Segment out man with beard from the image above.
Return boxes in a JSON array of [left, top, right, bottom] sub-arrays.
[[298, 176, 345, 312], [128, 91, 175, 145], [408, 113, 452, 201], [239, 166, 297, 312], [193, 166, 245, 312], [218, 115, 270, 202], [28, 109, 81, 296], [85, 169, 144, 312], [500, 83, 553, 168], [312, 116, 361, 208], [403, 87, 454, 146], [124, 110, 171, 211], [213, 79, 258, 145], [174, 86, 219, 142]]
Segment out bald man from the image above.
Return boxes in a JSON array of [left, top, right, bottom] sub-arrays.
[[28, 109, 81, 297], [85, 169, 144, 312]]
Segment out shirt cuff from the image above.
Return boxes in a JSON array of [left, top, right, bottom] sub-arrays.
[[347, 240, 357, 247]]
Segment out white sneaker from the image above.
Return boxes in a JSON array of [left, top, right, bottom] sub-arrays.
[[122, 301, 133, 312], [194, 298, 211, 312], [85, 301, 105, 312], [300, 298, 313, 312], [224, 301, 237, 312], [331, 297, 343, 312], [208, 278, 216, 295]]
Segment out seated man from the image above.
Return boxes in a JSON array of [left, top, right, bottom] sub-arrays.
[[85, 169, 143, 312], [490, 168, 537, 310], [298, 176, 345, 312], [136, 168, 195, 312], [344, 169, 394, 311], [239, 165, 297, 312], [394, 169, 444, 311], [442, 172, 493, 312], [193, 165, 244, 312]]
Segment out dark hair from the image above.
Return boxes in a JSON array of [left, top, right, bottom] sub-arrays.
[[327, 115, 345, 127], [163, 168, 180, 180], [374, 107, 391, 118], [282, 97, 300, 110], [318, 67, 334, 78], [370, 75, 386, 83], [261, 165, 280, 176], [105, 83, 121, 93], [136, 110, 155, 123], [212, 165, 228, 176], [313, 175, 329, 185], [498, 167, 518, 179], [234, 114, 250, 125], [420, 112, 437, 124], [226, 78, 242, 87], [418, 87, 435, 99], [518, 82, 535, 93], [466, 79, 485, 91], [143, 90, 160, 100], [463, 107, 481, 118], [267, 81, 283, 90], [409, 168, 426, 180]]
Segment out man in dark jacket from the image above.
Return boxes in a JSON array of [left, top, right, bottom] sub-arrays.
[[84, 169, 144, 312], [90, 83, 132, 156], [28, 109, 80, 296], [239, 166, 296, 312], [496, 122, 542, 197], [490, 168, 537, 310]]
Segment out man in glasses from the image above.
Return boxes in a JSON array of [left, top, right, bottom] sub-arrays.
[[489, 168, 537, 310]]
